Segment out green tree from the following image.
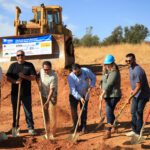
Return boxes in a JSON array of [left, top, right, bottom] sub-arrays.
[[124, 24, 149, 43], [80, 26, 100, 47], [73, 37, 81, 47], [101, 26, 123, 46]]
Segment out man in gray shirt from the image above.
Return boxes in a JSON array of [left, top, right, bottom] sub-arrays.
[[125, 53, 150, 138]]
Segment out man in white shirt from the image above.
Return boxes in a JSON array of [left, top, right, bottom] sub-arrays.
[[38, 61, 58, 140]]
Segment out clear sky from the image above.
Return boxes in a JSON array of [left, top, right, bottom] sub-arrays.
[[0, 0, 150, 41]]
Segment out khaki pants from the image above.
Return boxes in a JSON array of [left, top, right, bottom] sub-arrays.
[[42, 97, 57, 137]]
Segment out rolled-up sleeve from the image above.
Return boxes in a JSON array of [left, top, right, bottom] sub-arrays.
[[86, 68, 96, 87], [68, 75, 81, 100]]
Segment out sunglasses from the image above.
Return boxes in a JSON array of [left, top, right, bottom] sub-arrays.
[[44, 68, 50, 71], [17, 54, 24, 57], [125, 59, 132, 63]]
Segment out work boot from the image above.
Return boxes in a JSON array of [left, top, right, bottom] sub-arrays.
[[103, 130, 111, 139]]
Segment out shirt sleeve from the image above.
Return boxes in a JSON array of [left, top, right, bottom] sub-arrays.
[[85, 68, 96, 87], [30, 63, 36, 75], [134, 69, 142, 83], [6, 63, 14, 78], [50, 73, 58, 89], [68, 75, 82, 100]]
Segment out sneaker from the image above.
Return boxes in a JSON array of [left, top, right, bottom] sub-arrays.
[[28, 129, 37, 136], [125, 131, 136, 137], [103, 130, 111, 139], [12, 127, 20, 137]]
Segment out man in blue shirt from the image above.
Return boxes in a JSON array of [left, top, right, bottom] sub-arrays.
[[125, 53, 150, 138], [68, 63, 96, 134]]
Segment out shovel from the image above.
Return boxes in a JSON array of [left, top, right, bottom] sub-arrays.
[[12, 83, 21, 137], [105, 101, 129, 131], [131, 109, 150, 144], [68, 92, 89, 143], [94, 98, 105, 131], [38, 83, 50, 139], [111, 96, 133, 129]]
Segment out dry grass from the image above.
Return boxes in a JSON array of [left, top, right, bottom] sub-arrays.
[[75, 43, 150, 65]]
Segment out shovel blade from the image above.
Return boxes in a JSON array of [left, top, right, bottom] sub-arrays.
[[130, 135, 146, 144], [68, 133, 80, 143], [94, 117, 105, 131]]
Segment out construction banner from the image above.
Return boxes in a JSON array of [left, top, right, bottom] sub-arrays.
[[2, 35, 52, 57]]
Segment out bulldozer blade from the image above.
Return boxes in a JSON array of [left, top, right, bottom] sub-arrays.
[[94, 117, 105, 131]]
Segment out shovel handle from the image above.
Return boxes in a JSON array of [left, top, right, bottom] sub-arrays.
[[16, 83, 21, 128], [73, 101, 86, 136], [99, 98, 103, 119], [37, 82, 49, 138]]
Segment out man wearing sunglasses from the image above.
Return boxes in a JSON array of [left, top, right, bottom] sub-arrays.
[[68, 63, 96, 134], [125, 53, 150, 138], [37, 61, 58, 140], [6, 50, 37, 136]]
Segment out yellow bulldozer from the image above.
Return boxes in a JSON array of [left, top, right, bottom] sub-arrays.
[[0, 4, 75, 69]]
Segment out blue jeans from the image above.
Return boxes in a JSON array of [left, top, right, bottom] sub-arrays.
[[131, 97, 148, 134], [11, 95, 34, 129], [69, 95, 88, 129], [105, 97, 121, 130]]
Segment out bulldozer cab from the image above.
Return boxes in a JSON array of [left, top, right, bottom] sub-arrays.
[[15, 5, 65, 35]]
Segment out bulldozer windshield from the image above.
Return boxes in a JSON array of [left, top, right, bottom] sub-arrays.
[[47, 11, 60, 24]]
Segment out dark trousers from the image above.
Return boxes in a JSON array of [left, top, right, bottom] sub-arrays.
[[69, 95, 88, 129], [11, 95, 34, 129], [105, 97, 121, 130], [131, 97, 148, 134]]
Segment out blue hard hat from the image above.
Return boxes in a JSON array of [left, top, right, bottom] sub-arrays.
[[104, 55, 115, 64]]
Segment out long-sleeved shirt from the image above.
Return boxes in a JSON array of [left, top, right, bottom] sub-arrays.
[[68, 67, 96, 100], [101, 69, 121, 98]]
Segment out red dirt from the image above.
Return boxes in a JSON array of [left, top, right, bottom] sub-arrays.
[[0, 65, 150, 150]]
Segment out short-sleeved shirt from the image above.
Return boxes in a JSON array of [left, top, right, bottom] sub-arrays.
[[129, 64, 150, 99], [6, 61, 36, 96], [40, 69, 58, 99]]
